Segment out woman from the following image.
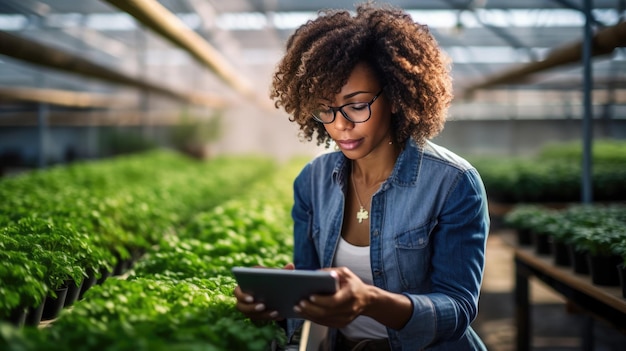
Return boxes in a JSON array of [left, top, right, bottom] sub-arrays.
[[235, 2, 490, 350]]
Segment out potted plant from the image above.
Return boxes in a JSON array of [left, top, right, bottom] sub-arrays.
[[526, 209, 561, 256], [542, 213, 572, 267], [169, 109, 223, 160], [3, 218, 85, 321], [562, 205, 607, 275], [612, 240, 626, 298], [572, 222, 624, 286], [503, 205, 544, 246], [28, 245, 84, 320], [0, 249, 47, 327], [11, 218, 89, 279]]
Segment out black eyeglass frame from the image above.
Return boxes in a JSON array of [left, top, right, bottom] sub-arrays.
[[311, 87, 385, 124]]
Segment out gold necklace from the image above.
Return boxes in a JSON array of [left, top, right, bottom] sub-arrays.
[[351, 166, 369, 224]]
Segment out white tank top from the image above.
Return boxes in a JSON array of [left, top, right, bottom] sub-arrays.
[[333, 236, 388, 340]]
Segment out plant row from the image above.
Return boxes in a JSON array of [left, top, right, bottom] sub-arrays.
[[0, 150, 278, 326], [468, 139, 626, 203], [503, 204, 626, 294], [1, 154, 306, 350]]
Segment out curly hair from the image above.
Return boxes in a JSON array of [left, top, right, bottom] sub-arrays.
[[269, 2, 453, 147]]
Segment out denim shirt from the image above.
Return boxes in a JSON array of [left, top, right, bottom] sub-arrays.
[[288, 138, 490, 350]]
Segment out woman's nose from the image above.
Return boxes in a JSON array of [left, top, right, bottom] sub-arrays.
[[332, 110, 354, 130]]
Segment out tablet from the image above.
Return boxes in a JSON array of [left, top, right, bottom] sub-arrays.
[[232, 267, 338, 319]]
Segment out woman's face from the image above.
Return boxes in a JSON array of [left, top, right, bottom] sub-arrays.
[[320, 62, 393, 160]]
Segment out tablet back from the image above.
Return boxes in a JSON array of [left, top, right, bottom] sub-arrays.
[[232, 267, 338, 319]]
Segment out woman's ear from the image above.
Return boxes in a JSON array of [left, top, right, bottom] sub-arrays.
[[386, 94, 397, 114], [390, 102, 397, 114]]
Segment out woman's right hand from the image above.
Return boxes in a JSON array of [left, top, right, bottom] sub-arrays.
[[233, 285, 281, 320], [233, 263, 295, 321]]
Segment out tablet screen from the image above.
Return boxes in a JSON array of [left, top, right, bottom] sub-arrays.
[[232, 267, 338, 319]]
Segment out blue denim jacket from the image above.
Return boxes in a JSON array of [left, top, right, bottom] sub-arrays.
[[288, 138, 489, 350]]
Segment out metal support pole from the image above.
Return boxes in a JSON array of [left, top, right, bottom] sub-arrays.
[[582, 315, 595, 351], [581, 0, 594, 204], [515, 258, 531, 351], [37, 103, 49, 169]]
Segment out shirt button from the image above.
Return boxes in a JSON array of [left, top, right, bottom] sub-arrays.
[[373, 230, 379, 236], [373, 269, 381, 276]]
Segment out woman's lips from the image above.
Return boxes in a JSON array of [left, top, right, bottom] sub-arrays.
[[336, 139, 363, 150]]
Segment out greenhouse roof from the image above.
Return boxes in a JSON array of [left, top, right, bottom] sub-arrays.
[[0, 0, 624, 120]]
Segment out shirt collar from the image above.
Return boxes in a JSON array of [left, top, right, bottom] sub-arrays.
[[331, 138, 424, 188]]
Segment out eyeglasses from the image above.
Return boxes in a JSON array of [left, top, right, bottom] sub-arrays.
[[311, 88, 384, 124]]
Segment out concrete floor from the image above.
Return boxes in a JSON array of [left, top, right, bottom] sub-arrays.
[[473, 232, 626, 351]]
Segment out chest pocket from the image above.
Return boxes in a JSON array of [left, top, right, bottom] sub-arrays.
[[394, 219, 436, 291]]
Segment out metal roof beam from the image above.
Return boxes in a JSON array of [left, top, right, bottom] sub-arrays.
[[460, 21, 626, 99], [103, 0, 257, 102], [0, 31, 229, 108], [550, 0, 606, 26], [0, 0, 49, 17], [0, 86, 133, 108], [441, 0, 537, 61]]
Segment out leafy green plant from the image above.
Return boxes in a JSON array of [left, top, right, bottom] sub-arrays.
[[169, 109, 224, 159], [538, 139, 626, 165], [0, 249, 47, 319], [505, 204, 626, 255], [469, 139, 626, 203], [32, 275, 286, 351], [569, 221, 625, 256], [4, 218, 87, 289], [98, 127, 158, 156], [612, 238, 626, 267], [562, 205, 626, 253], [0, 153, 306, 350], [503, 205, 545, 231]]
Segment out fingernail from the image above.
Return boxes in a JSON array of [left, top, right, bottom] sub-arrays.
[[300, 301, 306, 307], [254, 304, 265, 311], [269, 311, 279, 318], [244, 296, 253, 303], [293, 306, 301, 313], [309, 296, 316, 302]]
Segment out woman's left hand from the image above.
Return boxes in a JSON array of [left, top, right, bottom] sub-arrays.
[[294, 266, 373, 328]]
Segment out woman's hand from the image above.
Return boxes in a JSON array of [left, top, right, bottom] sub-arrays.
[[233, 263, 295, 321], [293, 266, 373, 328], [295, 266, 413, 330]]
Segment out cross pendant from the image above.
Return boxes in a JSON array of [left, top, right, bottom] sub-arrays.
[[356, 206, 369, 223]]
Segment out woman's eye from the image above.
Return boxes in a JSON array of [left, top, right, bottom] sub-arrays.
[[318, 107, 332, 114], [348, 103, 368, 111]]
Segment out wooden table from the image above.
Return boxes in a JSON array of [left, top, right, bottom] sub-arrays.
[[512, 241, 626, 351]]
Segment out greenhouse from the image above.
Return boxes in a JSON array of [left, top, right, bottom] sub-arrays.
[[1, 1, 625, 350]]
